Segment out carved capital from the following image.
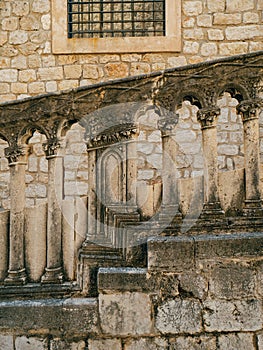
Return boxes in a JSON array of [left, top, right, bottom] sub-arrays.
[[4, 144, 26, 165], [197, 107, 220, 129], [43, 137, 61, 158], [86, 123, 138, 149], [158, 114, 179, 136], [237, 99, 262, 122]]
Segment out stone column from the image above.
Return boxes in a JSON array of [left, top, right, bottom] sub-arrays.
[[197, 107, 224, 217], [158, 113, 182, 225], [41, 138, 64, 284], [237, 99, 263, 216], [4, 144, 28, 285]]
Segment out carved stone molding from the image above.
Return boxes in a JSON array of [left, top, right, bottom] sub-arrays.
[[86, 123, 138, 149], [4, 144, 26, 165], [197, 107, 220, 129], [158, 114, 179, 136], [43, 137, 61, 158], [236, 99, 262, 122]]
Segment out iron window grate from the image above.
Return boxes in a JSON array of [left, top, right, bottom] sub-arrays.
[[67, 0, 166, 38]]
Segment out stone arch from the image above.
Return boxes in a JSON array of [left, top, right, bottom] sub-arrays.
[[216, 83, 250, 103]]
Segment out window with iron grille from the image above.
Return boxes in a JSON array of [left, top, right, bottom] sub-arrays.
[[51, 0, 181, 53], [67, 0, 166, 38]]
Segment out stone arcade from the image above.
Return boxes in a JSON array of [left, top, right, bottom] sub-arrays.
[[0, 52, 263, 349]]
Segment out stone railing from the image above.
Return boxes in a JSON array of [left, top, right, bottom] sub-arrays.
[[0, 51, 263, 294]]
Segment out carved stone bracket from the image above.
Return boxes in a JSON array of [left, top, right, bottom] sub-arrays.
[[236, 99, 262, 122], [86, 123, 138, 149], [197, 107, 220, 129], [4, 144, 25, 165], [158, 113, 179, 136], [43, 137, 61, 158]]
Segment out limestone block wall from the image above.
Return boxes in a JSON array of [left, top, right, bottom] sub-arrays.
[[0, 0, 263, 102], [0, 233, 262, 350]]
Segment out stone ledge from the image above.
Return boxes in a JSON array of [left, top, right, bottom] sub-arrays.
[[0, 298, 98, 335], [98, 267, 148, 293], [148, 232, 263, 271]]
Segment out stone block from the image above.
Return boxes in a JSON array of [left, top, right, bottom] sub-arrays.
[[2, 17, 18, 31], [19, 69, 37, 83], [200, 43, 218, 56], [148, 236, 195, 272], [156, 299, 202, 334], [183, 1, 203, 16], [130, 62, 151, 75], [226, 25, 263, 40], [258, 333, 263, 350], [214, 13, 241, 25], [104, 63, 129, 79], [50, 339, 86, 350], [9, 30, 28, 45], [218, 333, 255, 350], [179, 272, 208, 299], [38, 67, 64, 81], [169, 336, 216, 350], [226, 0, 254, 12], [209, 263, 255, 299], [64, 65, 82, 79], [183, 42, 200, 55], [98, 267, 147, 293], [88, 339, 122, 350], [124, 337, 168, 350], [15, 336, 48, 350], [207, 0, 225, 12], [0, 298, 98, 334], [0, 335, 13, 349], [183, 29, 204, 40], [12, 1, 29, 16], [197, 15, 212, 27], [208, 29, 224, 41], [0, 69, 18, 83], [195, 232, 263, 259], [203, 299, 262, 332], [32, 0, 50, 13], [99, 292, 152, 335]]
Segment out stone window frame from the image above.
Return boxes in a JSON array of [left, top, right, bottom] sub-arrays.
[[51, 0, 181, 53]]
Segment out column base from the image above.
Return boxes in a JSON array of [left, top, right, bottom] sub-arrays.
[[159, 205, 183, 228], [243, 199, 263, 217], [199, 202, 225, 219], [41, 267, 64, 284], [4, 268, 27, 286]]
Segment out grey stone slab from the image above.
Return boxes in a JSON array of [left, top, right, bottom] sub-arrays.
[[218, 333, 255, 350], [148, 236, 195, 272], [0, 298, 98, 335], [98, 267, 148, 292], [195, 232, 263, 259], [99, 292, 152, 336], [156, 299, 202, 334], [15, 336, 48, 350], [203, 299, 262, 332], [169, 336, 216, 350]]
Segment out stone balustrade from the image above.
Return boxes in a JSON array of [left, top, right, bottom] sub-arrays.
[[0, 51, 262, 292]]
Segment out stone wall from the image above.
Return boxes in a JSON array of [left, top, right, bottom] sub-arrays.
[[0, 0, 263, 102], [0, 233, 262, 350]]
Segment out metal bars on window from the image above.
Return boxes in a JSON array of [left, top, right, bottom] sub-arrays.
[[67, 0, 166, 38]]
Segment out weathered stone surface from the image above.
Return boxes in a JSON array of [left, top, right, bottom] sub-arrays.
[[156, 299, 202, 334], [218, 333, 255, 350], [209, 263, 256, 299], [148, 237, 195, 272], [169, 336, 216, 350], [203, 299, 262, 332], [258, 333, 263, 350], [124, 337, 168, 350], [50, 339, 86, 350], [98, 267, 148, 292], [179, 272, 207, 299], [15, 336, 48, 350], [0, 335, 13, 349], [195, 233, 263, 259], [88, 339, 122, 350], [0, 298, 98, 334], [99, 292, 152, 335]]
